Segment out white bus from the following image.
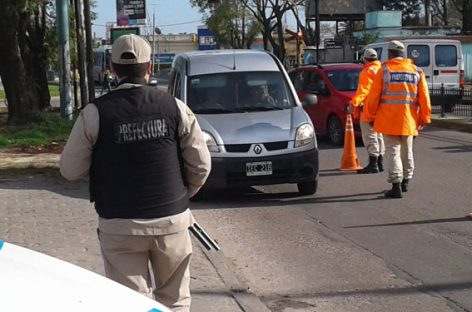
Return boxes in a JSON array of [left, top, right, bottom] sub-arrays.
[[93, 45, 112, 84]]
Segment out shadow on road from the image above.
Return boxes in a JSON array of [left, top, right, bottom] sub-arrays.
[[345, 215, 472, 228], [262, 280, 472, 299], [0, 169, 89, 200]]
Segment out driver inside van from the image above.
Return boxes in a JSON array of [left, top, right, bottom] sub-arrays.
[[241, 82, 276, 107]]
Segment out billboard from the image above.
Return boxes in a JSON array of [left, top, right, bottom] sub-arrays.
[[110, 27, 140, 43], [116, 0, 147, 26], [197, 26, 217, 50], [307, 0, 382, 20]]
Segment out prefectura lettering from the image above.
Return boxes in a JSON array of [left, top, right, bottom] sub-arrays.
[[115, 118, 169, 143]]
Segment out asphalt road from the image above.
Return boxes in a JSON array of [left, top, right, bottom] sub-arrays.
[[2, 82, 471, 311], [191, 127, 472, 312]]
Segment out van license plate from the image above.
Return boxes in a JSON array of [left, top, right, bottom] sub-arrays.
[[246, 161, 273, 176]]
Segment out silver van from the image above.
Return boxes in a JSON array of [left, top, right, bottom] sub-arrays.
[[168, 50, 319, 195]]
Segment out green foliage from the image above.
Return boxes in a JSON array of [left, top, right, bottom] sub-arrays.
[[0, 111, 75, 148], [356, 32, 378, 46], [383, 0, 422, 26], [0, 85, 59, 100]]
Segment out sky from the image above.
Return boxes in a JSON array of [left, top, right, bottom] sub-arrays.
[[92, 0, 206, 38]]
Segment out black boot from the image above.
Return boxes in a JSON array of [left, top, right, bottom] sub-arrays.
[[385, 183, 402, 198], [401, 179, 409, 192], [378, 155, 384, 172], [357, 155, 379, 174]]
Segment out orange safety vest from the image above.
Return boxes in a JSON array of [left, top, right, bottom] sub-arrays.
[[364, 58, 432, 136], [350, 60, 381, 120]]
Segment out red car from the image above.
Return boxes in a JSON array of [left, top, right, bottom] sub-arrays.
[[288, 63, 363, 145]]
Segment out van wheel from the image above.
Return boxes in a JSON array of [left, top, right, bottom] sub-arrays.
[[297, 181, 318, 195], [327, 116, 344, 146]]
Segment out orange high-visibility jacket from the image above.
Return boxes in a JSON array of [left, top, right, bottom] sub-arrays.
[[350, 60, 381, 120], [364, 58, 432, 136]]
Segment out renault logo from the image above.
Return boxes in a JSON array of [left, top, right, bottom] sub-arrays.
[[253, 144, 262, 154]]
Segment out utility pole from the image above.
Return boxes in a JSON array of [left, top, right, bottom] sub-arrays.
[[152, 11, 156, 75], [56, 0, 73, 120], [315, 0, 320, 64], [83, 0, 95, 102], [74, 0, 88, 108]]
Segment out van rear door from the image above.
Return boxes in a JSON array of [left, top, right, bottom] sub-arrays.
[[406, 44, 433, 87], [433, 44, 461, 88]]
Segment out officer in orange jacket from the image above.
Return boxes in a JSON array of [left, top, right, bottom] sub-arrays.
[[348, 48, 385, 174], [364, 40, 431, 198]]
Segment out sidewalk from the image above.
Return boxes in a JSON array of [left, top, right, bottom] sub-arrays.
[[430, 113, 472, 133], [0, 172, 266, 311]]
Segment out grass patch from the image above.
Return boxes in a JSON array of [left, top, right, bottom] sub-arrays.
[[0, 84, 60, 99], [0, 110, 75, 148]]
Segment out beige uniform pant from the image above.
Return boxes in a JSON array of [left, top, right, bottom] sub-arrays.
[[359, 112, 385, 157], [384, 135, 414, 184], [98, 229, 192, 312]]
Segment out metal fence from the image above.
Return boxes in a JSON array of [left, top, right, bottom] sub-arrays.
[[430, 85, 472, 118]]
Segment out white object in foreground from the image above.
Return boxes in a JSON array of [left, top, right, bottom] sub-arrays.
[[0, 240, 171, 312]]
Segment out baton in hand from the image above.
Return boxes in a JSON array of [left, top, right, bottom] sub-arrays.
[[189, 222, 220, 251]]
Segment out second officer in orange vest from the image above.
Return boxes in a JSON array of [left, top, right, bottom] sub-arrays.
[[348, 48, 385, 174], [364, 40, 432, 198]]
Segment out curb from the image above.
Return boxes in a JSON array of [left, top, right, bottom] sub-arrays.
[[0, 152, 59, 170], [199, 246, 270, 312], [430, 117, 472, 133]]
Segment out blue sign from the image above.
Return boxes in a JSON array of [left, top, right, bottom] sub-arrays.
[[153, 53, 175, 65], [197, 26, 217, 50]]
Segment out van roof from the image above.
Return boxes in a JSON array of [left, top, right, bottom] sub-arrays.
[[368, 38, 461, 45], [174, 49, 281, 76]]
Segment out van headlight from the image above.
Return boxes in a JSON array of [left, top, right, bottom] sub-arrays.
[[203, 131, 220, 152], [295, 123, 314, 147]]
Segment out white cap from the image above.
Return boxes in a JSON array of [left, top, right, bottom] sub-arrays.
[[111, 34, 151, 65], [363, 48, 377, 59], [388, 40, 405, 52]]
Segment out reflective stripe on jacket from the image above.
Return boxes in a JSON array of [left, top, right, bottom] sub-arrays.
[[364, 58, 432, 136], [350, 60, 381, 120]]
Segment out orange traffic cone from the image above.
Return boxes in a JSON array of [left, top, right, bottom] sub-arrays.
[[340, 114, 362, 171]]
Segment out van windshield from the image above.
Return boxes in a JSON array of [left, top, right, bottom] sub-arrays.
[[187, 71, 297, 114]]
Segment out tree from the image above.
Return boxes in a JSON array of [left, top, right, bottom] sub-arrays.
[[450, 0, 472, 33], [205, 0, 261, 48], [0, 0, 51, 124], [242, 0, 304, 63], [190, 0, 305, 63], [383, 0, 423, 26]]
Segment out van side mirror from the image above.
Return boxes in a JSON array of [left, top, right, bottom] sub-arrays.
[[303, 94, 318, 106]]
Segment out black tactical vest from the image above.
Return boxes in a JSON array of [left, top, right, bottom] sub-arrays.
[[90, 84, 189, 219]]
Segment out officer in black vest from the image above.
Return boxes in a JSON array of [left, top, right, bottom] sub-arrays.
[[60, 34, 211, 311]]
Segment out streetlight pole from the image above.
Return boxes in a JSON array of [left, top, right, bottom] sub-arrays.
[[315, 0, 320, 63], [152, 11, 155, 75], [56, 0, 72, 120]]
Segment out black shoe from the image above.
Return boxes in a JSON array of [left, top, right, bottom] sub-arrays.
[[378, 155, 384, 172], [357, 156, 379, 174], [401, 179, 409, 192], [385, 183, 402, 198]]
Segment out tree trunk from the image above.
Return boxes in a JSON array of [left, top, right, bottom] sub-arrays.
[[0, 1, 51, 123], [462, 0, 472, 34], [0, 1, 38, 124], [21, 5, 51, 111]]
